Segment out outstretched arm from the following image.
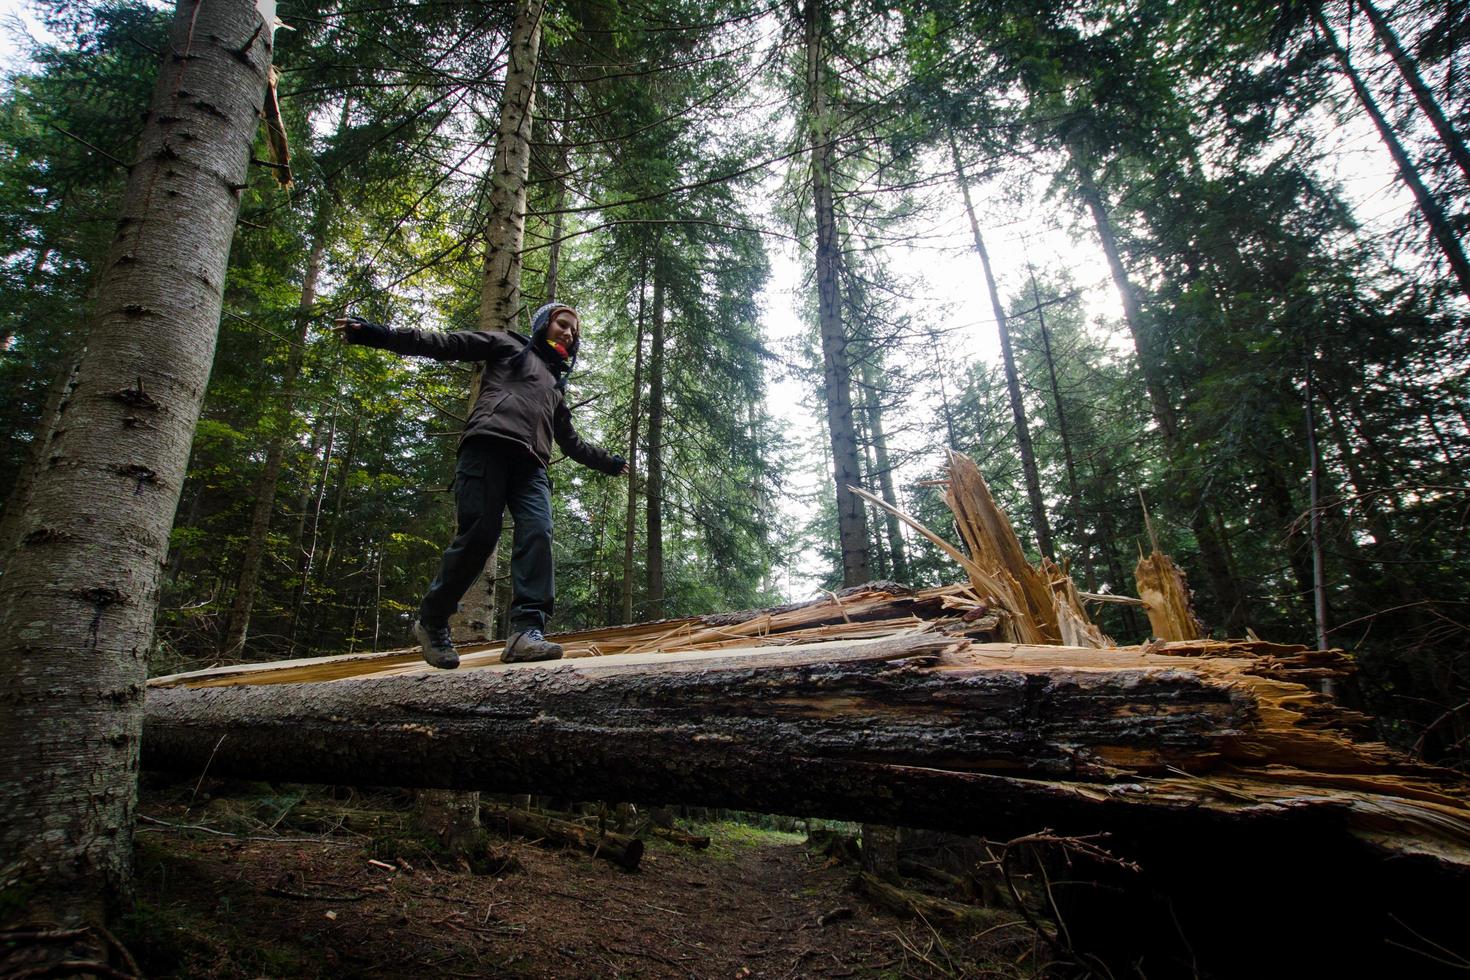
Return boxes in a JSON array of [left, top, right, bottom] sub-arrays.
[[332, 315, 517, 362], [554, 400, 628, 476]]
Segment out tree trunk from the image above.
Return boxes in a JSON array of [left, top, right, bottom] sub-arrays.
[[454, 0, 545, 641], [1356, 0, 1470, 188], [859, 357, 908, 582], [543, 135, 569, 304], [621, 256, 647, 624], [806, 0, 869, 586], [1313, 7, 1470, 303], [0, 0, 272, 921], [645, 262, 666, 616], [317, 409, 361, 589], [1028, 268, 1093, 589], [1073, 169, 1179, 441], [1304, 361, 1330, 654], [478, 0, 542, 334], [413, 788, 484, 854], [1071, 153, 1247, 633], [952, 138, 1054, 560], [220, 194, 334, 655], [289, 406, 337, 652]]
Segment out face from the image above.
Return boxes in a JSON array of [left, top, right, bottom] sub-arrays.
[[547, 309, 579, 349]]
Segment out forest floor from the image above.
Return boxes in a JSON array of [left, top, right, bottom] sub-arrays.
[[123, 784, 1046, 979]]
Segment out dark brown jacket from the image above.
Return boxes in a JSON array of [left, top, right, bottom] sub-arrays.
[[363, 325, 623, 473]]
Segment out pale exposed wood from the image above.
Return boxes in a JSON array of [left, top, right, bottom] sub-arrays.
[[1135, 549, 1206, 641]]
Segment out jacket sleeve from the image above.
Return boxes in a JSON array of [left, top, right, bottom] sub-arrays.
[[352, 322, 518, 363], [553, 399, 625, 474]]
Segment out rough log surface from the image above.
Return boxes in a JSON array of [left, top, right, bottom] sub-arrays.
[[144, 634, 1470, 872]]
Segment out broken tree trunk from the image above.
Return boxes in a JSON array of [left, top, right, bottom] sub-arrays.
[[142, 630, 1470, 972], [144, 633, 1468, 858]]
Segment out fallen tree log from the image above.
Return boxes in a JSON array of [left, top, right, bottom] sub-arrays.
[[855, 872, 1025, 933], [142, 632, 1470, 973], [644, 824, 710, 850], [482, 805, 643, 871], [143, 634, 1468, 858]]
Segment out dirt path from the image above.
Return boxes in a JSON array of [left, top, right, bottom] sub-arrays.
[[126, 800, 1037, 978]]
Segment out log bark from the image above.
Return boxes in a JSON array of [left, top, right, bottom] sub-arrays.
[[143, 633, 1469, 866], [0, 0, 272, 918]]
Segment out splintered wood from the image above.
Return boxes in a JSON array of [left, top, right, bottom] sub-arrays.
[[1135, 549, 1206, 641], [144, 448, 1470, 879]]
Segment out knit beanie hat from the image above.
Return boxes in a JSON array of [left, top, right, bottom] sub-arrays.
[[530, 302, 577, 341]]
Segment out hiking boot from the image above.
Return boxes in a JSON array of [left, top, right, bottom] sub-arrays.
[[413, 619, 459, 670], [502, 628, 563, 663]]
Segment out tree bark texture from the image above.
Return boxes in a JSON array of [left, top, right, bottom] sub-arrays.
[[645, 263, 666, 617], [140, 630, 1470, 870], [952, 139, 1054, 561], [478, 0, 542, 333], [0, 0, 272, 916], [805, 0, 869, 587], [0, 351, 84, 575], [221, 194, 333, 655]]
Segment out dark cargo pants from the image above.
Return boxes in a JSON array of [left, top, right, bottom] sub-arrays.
[[419, 436, 554, 634]]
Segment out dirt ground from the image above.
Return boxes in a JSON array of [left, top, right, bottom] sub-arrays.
[[123, 788, 1044, 979]]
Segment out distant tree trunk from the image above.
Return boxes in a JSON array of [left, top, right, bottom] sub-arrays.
[[621, 257, 647, 624], [806, 0, 869, 587], [543, 135, 570, 304], [1028, 269, 1094, 589], [317, 409, 362, 589], [857, 416, 888, 579], [931, 343, 958, 449], [859, 358, 908, 582], [220, 193, 335, 655], [1303, 361, 1330, 653], [952, 138, 1054, 560], [1356, 0, 1470, 188], [646, 263, 666, 617], [289, 407, 337, 652], [1071, 153, 1246, 633], [0, 0, 271, 923], [1312, 7, 1470, 303], [1260, 462, 1319, 628], [1072, 162, 1179, 440]]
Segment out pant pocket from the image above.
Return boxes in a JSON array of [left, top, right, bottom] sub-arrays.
[[454, 449, 489, 524]]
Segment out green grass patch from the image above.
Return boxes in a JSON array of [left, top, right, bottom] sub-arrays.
[[692, 820, 806, 860]]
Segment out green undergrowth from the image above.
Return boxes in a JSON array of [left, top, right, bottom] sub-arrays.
[[688, 820, 806, 861]]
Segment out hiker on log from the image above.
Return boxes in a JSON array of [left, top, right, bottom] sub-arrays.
[[333, 303, 628, 669]]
